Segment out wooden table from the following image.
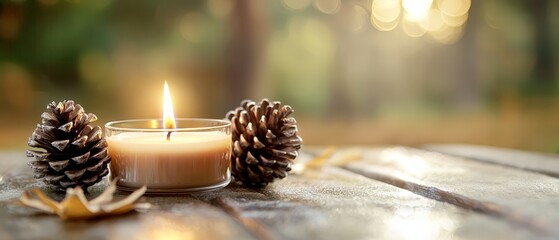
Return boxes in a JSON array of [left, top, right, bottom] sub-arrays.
[[1, 145, 559, 239]]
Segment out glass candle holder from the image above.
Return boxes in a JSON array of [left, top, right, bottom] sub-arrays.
[[105, 119, 231, 193]]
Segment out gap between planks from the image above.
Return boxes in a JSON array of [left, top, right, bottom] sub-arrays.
[[341, 166, 551, 235], [211, 197, 277, 240], [423, 144, 559, 179]]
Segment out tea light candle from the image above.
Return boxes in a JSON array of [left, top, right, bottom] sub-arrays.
[[105, 82, 231, 193]]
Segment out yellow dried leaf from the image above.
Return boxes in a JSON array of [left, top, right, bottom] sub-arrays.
[[292, 148, 364, 175], [89, 180, 116, 205], [31, 188, 60, 211], [18, 180, 148, 220], [57, 187, 94, 220], [305, 147, 336, 169], [18, 191, 55, 213], [329, 148, 363, 166]]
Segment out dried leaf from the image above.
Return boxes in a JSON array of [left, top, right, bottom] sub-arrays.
[[291, 148, 364, 175], [89, 181, 116, 205], [18, 191, 55, 213], [328, 148, 363, 166], [31, 188, 60, 210], [57, 187, 93, 220], [304, 147, 337, 169], [290, 147, 336, 175], [18, 180, 149, 220]]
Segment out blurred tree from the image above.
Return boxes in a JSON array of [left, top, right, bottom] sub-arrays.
[[226, 0, 266, 106], [530, 0, 554, 91]]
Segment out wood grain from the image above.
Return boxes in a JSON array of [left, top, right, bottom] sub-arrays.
[[195, 165, 539, 239], [424, 144, 559, 178], [0, 155, 255, 240], [0, 150, 550, 239], [343, 147, 559, 237]]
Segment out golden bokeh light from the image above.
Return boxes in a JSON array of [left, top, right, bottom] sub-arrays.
[[429, 25, 464, 44], [438, 0, 471, 17], [370, 0, 470, 44], [402, 0, 432, 21], [372, 0, 401, 23], [313, 0, 341, 15], [419, 9, 444, 32], [350, 5, 368, 32], [371, 16, 399, 32], [402, 18, 427, 38], [282, 0, 312, 10], [442, 12, 469, 27]]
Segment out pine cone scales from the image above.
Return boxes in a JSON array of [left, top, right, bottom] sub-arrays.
[[26, 100, 110, 190], [226, 99, 303, 187]]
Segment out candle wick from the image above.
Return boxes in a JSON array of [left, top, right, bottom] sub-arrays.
[[166, 131, 172, 141]]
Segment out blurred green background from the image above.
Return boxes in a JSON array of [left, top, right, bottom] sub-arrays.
[[1, 0, 558, 152]]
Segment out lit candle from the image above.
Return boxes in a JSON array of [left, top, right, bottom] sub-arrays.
[[105, 82, 231, 193]]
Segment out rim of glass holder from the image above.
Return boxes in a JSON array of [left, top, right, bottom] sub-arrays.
[[115, 178, 232, 194], [105, 118, 231, 132]]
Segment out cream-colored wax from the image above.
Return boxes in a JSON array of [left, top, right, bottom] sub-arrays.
[[107, 132, 231, 190]]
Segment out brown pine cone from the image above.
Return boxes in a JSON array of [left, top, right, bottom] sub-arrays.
[[26, 100, 111, 191], [226, 99, 303, 187]]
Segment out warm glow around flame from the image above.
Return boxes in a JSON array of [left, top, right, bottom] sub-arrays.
[[163, 81, 176, 129]]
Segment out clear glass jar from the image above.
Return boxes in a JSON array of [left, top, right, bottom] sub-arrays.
[[105, 118, 231, 193]]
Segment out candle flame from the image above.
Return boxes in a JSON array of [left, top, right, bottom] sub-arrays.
[[163, 81, 176, 129]]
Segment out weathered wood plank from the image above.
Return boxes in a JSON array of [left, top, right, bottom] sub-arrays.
[[194, 153, 541, 240], [1, 199, 256, 240], [0, 151, 547, 240], [0, 151, 26, 174], [424, 144, 559, 178], [343, 147, 559, 237], [0, 153, 256, 240]]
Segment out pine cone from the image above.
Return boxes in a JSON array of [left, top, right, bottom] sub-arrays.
[[226, 99, 303, 187], [26, 100, 111, 191]]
